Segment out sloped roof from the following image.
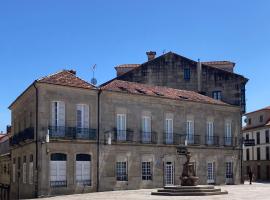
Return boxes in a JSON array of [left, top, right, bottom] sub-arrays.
[[38, 70, 96, 89], [101, 80, 229, 106], [242, 119, 270, 131], [114, 64, 140, 69], [244, 106, 270, 116]]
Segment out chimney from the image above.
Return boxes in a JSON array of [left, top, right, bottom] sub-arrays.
[[68, 70, 76, 75], [197, 59, 202, 93], [146, 51, 156, 61], [6, 125, 11, 134]]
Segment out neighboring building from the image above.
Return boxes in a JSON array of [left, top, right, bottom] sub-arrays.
[[242, 106, 270, 181], [115, 51, 248, 113], [7, 51, 246, 199], [0, 127, 11, 200]]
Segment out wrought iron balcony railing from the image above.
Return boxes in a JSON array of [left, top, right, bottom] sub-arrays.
[[48, 126, 96, 140], [205, 136, 219, 146], [9, 127, 34, 146], [140, 131, 157, 144], [113, 128, 134, 143]]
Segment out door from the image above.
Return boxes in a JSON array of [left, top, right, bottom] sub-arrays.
[[164, 162, 174, 185], [207, 162, 215, 184]]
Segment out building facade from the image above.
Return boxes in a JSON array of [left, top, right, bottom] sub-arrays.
[[242, 107, 270, 181], [4, 51, 247, 199]]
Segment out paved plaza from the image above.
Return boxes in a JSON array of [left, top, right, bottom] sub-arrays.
[[31, 182, 270, 200]]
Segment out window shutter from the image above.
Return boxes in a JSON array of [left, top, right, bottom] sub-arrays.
[[58, 102, 65, 127], [58, 161, 66, 181], [83, 105, 89, 128], [51, 102, 56, 126]]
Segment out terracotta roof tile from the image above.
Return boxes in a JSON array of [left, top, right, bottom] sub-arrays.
[[38, 70, 96, 89], [101, 80, 229, 106]]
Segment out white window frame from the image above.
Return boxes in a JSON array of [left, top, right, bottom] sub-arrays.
[[116, 161, 127, 181], [186, 120, 194, 144], [165, 118, 173, 144], [117, 114, 127, 141], [207, 162, 215, 184], [164, 162, 174, 185], [225, 161, 233, 179], [206, 121, 214, 145], [225, 122, 232, 145], [50, 154, 67, 187], [76, 155, 91, 186], [51, 101, 65, 136], [142, 161, 152, 181], [142, 116, 151, 143], [29, 161, 33, 185], [76, 104, 90, 138]]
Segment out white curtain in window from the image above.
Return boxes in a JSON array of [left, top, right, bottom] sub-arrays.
[[50, 161, 66, 182], [76, 161, 91, 184]]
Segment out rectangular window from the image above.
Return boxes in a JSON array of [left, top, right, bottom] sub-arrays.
[[51, 101, 65, 137], [142, 162, 152, 180], [116, 162, 127, 181], [29, 155, 34, 185], [225, 162, 233, 179], [117, 114, 127, 141], [259, 115, 263, 122], [256, 132, 260, 144], [225, 122, 232, 145], [266, 147, 269, 160], [23, 156, 26, 184], [184, 68, 190, 80], [212, 91, 222, 101], [246, 133, 249, 140], [207, 162, 215, 183], [246, 149, 250, 161], [266, 130, 269, 143], [186, 120, 194, 144], [76, 154, 91, 186], [257, 165, 261, 179], [12, 158, 16, 183], [165, 118, 173, 144], [142, 116, 151, 143], [206, 121, 214, 145], [257, 147, 261, 160]]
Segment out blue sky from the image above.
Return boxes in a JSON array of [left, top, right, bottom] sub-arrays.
[[0, 0, 270, 132]]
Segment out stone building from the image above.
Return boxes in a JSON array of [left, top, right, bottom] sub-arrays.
[[6, 51, 247, 199], [242, 106, 270, 181]]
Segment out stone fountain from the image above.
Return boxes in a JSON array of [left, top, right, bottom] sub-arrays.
[[151, 146, 228, 196]]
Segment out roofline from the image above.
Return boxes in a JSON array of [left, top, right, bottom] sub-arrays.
[[101, 87, 240, 109], [244, 107, 270, 116], [242, 124, 270, 132]]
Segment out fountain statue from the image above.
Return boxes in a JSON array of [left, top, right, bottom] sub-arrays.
[[180, 151, 199, 186]]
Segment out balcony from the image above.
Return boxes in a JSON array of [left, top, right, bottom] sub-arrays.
[[177, 134, 201, 145], [9, 127, 34, 146], [113, 128, 134, 143], [205, 136, 219, 146], [223, 137, 235, 146], [140, 131, 157, 144], [163, 132, 181, 145], [48, 126, 96, 140]]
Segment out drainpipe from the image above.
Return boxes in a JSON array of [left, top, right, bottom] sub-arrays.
[[97, 89, 102, 192], [33, 82, 39, 198]]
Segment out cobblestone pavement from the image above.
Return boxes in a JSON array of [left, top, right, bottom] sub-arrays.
[[31, 182, 270, 200]]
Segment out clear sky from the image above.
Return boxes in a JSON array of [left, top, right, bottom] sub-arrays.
[[0, 0, 270, 132]]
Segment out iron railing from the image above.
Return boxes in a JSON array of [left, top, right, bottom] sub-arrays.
[[140, 131, 157, 144], [9, 127, 34, 146], [112, 128, 134, 143], [205, 136, 219, 146]]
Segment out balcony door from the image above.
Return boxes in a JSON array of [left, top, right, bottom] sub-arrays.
[[76, 104, 89, 138], [225, 122, 232, 145], [186, 120, 194, 144], [206, 121, 214, 145], [165, 118, 173, 144], [51, 101, 65, 137], [142, 116, 151, 143], [117, 114, 126, 141]]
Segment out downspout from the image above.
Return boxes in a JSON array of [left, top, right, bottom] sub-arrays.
[[33, 82, 39, 198], [97, 89, 102, 192]]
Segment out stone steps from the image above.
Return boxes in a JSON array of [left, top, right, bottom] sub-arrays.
[[151, 185, 228, 196]]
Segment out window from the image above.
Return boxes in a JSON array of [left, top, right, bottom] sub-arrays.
[[225, 162, 233, 179], [259, 115, 264, 122], [142, 162, 152, 180], [266, 130, 269, 143], [50, 153, 67, 187], [248, 118, 251, 125], [12, 158, 16, 183], [212, 91, 222, 101], [23, 156, 26, 184], [142, 116, 151, 143], [51, 101, 65, 136], [76, 154, 91, 186], [225, 122, 232, 145], [207, 162, 215, 184], [186, 120, 194, 144], [266, 147, 270, 160], [116, 162, 127, 181], [257, 147, 261, 160], [256, 132, 260, 144], [246, 149, 250, 161], [76, 104, 90, 138], [29, 155, 34, 185], [257, 165, 261, 179], [165, 118, 173, 144], [206, 121, 214, 145], [184, 68, 190, 80], [246, 133, 249, 140], [117, 114, 127, 141]]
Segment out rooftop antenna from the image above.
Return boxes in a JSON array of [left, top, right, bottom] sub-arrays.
[[91, 64, 97, 85]]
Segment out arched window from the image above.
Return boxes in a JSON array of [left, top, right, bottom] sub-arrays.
[[76, 154, 91, 186], [50, 153, 67, 187]]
